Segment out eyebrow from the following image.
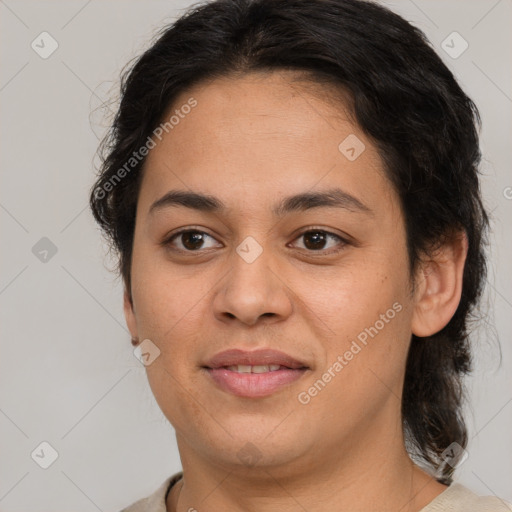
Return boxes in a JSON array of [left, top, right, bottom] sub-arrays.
[[148, 187, 373, 217]]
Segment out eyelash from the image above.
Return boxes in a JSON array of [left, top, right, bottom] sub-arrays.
[[162, 227, 350, 255]]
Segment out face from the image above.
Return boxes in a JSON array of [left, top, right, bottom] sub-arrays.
[[125, 70, 417, 473]]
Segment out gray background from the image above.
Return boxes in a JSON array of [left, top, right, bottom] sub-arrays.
[[0, 0, 511, 510]]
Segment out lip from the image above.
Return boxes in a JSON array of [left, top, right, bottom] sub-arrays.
[[204, 348, 308, 369], [202, 349, 309, 398]]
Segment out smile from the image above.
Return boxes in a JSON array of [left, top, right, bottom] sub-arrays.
[[225, 364, 282, 373]]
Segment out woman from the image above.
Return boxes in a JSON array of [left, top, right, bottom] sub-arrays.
[[89, 0, 511, 510]]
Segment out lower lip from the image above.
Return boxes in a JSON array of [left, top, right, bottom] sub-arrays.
[[205, 367, 308, 398]]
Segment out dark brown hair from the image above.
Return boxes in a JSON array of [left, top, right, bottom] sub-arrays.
[[89, 0, 489, 484]]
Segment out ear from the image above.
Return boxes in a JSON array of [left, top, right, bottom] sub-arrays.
[[123, 286, 139, 341], [411, 231, 468, 337]]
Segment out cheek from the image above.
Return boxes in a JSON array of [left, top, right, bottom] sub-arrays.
[[298, 304, 411, 439], [308, 257, 412, 394], [310, 260, 408, 337], [130, 248, 209, 344]]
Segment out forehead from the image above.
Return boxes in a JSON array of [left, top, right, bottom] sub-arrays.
[[138, 70, 397, 219]]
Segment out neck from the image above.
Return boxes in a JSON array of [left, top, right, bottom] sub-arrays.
[[167, 412, 447, 511], [167, 401, 446, 512]]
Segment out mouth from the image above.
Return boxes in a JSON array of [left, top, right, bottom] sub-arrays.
[[221, 364, 291, 373], [202, 349, 309, 398]]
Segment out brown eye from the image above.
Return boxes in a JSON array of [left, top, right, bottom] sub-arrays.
[[165, 230, 220, 251], [292, 229, 348, 253]]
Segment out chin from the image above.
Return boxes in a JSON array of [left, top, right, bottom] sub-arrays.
[[201, 426, 311, 470]]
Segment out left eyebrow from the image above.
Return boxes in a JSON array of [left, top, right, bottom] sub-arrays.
[[273, 188, 373, 217], [148, 187, 373, 217]]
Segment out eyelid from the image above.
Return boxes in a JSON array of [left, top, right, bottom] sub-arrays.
[[288, 227, 350, 254], [162, 226, 221, 249]]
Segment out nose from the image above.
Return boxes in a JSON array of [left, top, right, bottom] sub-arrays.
[[213, 242, 293, 327]]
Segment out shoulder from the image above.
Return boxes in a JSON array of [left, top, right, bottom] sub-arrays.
[[421, 482, 512, 512], [117, 476, 511, 512], [119, 472, 183, 512]]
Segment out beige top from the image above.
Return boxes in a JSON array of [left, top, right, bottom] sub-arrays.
[[119, 472, 512, 512]]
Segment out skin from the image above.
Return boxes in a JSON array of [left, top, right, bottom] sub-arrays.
[[123, 70, 467, 511]]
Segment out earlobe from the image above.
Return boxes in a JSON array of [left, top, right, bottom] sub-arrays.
[[411, 232, 468, 338], [123, 287, 139, 341]]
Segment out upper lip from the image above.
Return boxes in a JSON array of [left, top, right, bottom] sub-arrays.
[[204, 349, 308, 369]]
